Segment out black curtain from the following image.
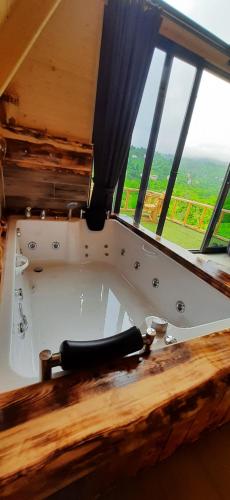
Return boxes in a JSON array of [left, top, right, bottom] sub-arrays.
[[87, 0, 161, 230]]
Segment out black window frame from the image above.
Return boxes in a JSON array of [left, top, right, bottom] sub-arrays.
[[114, 36, 230, 253], [200, 164, 230, 252]]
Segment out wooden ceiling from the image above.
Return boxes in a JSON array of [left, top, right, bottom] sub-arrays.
[[0, 0, 15, 26], [1, 0, 104, 143], [0, 0, 228, 147]]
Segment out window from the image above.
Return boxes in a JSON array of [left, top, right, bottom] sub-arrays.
[[140, 58, 195, 234], [116, 49, 230, 253], [162, 71, 230, 249]]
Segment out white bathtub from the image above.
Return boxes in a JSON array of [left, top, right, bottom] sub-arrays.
[[0, 217, 229, 392]]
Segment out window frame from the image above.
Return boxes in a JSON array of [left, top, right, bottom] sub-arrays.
[[114, 33, 230, 253]]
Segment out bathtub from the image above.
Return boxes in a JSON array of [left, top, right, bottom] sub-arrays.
[[0, 217, 229, 393]]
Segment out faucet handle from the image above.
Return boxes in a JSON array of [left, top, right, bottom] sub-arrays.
[[67, 202, 79, 210], [67, 201, 79, 220], [25, 207, 31, 218]]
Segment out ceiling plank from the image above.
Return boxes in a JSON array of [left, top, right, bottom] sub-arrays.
[[4, 0, 104, 143], [0, 0, 62, 96]]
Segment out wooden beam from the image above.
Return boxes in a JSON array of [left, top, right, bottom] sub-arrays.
[[0, 125, 93, 155], [0, 0, 62, 96], [0, 329, 230, 498], [159, 16, 230, 79]]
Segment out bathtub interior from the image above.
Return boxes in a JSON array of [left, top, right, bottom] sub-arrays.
[[17, 218, 230, 326], [1, 217, 229, 392]]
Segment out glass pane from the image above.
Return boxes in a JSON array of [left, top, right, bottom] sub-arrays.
[[120, 49, 165, 220], [165, 0, 230, 43], [209, 191, 230, 249], [140, 57, 196, 233], [162, 71, 230, 250]]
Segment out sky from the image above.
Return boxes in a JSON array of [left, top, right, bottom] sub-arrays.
[[132, 0, 230, 162]]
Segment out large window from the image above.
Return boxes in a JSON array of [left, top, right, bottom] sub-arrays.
[[162, 71, 230, 249], [116, 48, 230, 253]]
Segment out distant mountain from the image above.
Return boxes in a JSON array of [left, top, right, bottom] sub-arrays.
[[126, 146, 228, 207]]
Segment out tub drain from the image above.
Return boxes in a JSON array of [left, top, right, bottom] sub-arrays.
[[34, 266, 43, 273]]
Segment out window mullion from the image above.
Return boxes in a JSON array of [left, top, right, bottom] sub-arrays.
[[134, 52, 173, 225], [156, 65, 203, 236]]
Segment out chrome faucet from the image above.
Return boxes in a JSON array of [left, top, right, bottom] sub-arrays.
[[40, 210, 46, 220], [67, 202, 79, 220], [25, 207, 31, 218]]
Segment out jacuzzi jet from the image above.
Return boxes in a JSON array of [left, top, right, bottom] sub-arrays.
[[34, 267, 43, 273]]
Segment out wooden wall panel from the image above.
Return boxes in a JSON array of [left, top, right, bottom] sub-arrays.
[[1, 126, 93, 213]]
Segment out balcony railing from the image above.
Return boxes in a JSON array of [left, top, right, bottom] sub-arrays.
[[121, 187, 229, 242]]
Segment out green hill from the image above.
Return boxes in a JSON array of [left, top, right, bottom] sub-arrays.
[[125, 146, 228, 208]]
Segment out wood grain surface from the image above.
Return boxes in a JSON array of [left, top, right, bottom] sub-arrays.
[[0, 125, 93, 213], [0, 0, 62, 96], [1, 329, 230, 499], [3, 0, 104, 143], [159, 16, 230, 79]]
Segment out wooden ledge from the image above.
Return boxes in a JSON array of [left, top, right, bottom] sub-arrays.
[[0, 124, 93, 155], [0, 329, 230, 498], [114, 215, 230, 298]]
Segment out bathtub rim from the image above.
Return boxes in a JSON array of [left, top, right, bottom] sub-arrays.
[[7, 213, 230, 299], [113, 214, 230, 299]]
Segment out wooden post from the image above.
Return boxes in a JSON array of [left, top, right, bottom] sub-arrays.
[[198, 206, 208, 229], [183, 202, 192, 225], [124, 189, 130, 210], [170, 199, 178, 220]]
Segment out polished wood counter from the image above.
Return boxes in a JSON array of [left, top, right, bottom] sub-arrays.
[[115, 215, 230, 298], [1, 329, 230, 499]]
